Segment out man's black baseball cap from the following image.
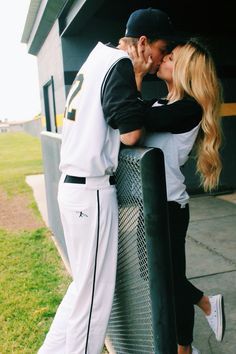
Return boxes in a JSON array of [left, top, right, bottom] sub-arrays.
[[125, 8, 175, 40]]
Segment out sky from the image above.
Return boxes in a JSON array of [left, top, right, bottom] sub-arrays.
[[0, 0, 41, 122]]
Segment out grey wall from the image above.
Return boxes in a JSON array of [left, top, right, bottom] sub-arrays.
[[182, 116, 236, 194], [37, 21, 66, 121], [23, 117, 43, 138], [205, 37, 236, 104], [61, 16, 125, 95], [40, 131, 67, 259]]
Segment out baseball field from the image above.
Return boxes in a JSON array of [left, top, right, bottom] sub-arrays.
[[0, 132, 70, 353]]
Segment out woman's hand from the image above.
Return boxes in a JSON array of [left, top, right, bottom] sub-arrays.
[[128, 43, 153, 90]]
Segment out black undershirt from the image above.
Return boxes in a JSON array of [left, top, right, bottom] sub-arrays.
[[102, 57, 202, 135], [145, 97, 202, 133], [102, 58, 145, 134]]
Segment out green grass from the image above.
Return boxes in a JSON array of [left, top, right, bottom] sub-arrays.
[[0, 228, 70, 353], [0, 132, 71, 353], [0, 132, 43, 196]]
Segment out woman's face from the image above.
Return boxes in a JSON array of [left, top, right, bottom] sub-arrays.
[[157, 46, 181, 83], [117, 37, 168, 75]]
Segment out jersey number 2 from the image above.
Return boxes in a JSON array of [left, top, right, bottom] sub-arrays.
[[64, 73, 84, 121]]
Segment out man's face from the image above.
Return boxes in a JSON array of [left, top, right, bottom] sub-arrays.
[[146, 39, 168, 74]]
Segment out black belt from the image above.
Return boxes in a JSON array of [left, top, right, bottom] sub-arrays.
[[64, 175, 115, 185]]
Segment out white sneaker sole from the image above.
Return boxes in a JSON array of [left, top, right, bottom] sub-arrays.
[[192, 345, 201, 354], [215, 294, 226, 341]]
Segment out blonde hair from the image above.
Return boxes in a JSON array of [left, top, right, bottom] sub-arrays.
[[168, 39, 223, 191], [118, 37, 138, 49], [118, 36, 158, 48]]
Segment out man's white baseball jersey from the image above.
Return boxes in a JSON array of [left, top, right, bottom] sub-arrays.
[[59, 42, 129, 177], [38, 42, 138, 354]]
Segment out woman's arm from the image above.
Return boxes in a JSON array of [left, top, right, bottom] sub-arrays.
[[146, 98, 202, 133], [128, 44, 153, 91], [120, 129, 143, 145]]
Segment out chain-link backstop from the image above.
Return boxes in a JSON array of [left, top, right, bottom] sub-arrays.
[[107, 147, 177, 354]]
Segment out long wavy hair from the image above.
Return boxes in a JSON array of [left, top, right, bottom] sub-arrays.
[[167, 38, 223, 191]]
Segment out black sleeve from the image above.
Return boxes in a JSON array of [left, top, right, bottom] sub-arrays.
[[145, 98, 202, 133], [102, 58, 146, 134]]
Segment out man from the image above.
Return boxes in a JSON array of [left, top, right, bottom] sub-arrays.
[[38, 8, 174, 354]]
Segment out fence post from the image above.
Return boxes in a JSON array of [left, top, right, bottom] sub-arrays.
[[141, 148, 177, 354]]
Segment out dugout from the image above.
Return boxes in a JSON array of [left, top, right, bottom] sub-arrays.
[[21, 0, 236, 194]]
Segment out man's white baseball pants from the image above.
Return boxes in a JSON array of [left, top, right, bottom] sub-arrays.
[[38, 175, 118, 354]]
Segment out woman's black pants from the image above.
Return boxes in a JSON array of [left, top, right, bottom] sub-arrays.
[[167, 201, 204, 345]]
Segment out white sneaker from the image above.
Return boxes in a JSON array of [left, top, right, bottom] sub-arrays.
[[192, 346, 201, 354], [205, 294, 225, 341]]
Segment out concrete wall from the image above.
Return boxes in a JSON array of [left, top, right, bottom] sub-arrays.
[[182, 116, 236, 194], [40, 131, 67, 259], [4, 118, 44, 138], [23, 117, 43, 138], [61, 16, 125, 96], [37, 21, 66, 128]]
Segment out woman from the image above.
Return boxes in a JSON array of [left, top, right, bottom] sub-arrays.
[[130, 39, 225, 354]]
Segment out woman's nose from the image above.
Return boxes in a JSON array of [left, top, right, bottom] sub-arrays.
[[162, 54, 168, 62]]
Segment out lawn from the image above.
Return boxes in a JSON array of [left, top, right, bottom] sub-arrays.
[[0, 132, 43, 196], [0, 132, 71, 353], [0, 228, 70, 353]]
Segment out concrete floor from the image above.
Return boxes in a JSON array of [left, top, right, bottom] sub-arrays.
[[27, 175, 236, 353], [186, 194, 236, 353]]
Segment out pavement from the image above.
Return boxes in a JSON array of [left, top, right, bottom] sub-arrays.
[[26, 174, 236, 354], [186, 193, 236, 354], [26, 175, 49, 226]]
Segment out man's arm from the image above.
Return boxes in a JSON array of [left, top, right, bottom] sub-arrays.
[[120, 128, 143, 145], [102, 57, 145, 144]]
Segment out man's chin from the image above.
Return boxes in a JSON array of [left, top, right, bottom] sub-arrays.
[[149, 66, 160, 75], [149, 69, 157, 75]]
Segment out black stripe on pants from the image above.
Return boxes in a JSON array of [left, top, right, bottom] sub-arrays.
[[167, 201, 203, 345], [84, 190, 100, 353]]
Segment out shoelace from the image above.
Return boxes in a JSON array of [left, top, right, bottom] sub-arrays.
[[207, 300, 217, 329]]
